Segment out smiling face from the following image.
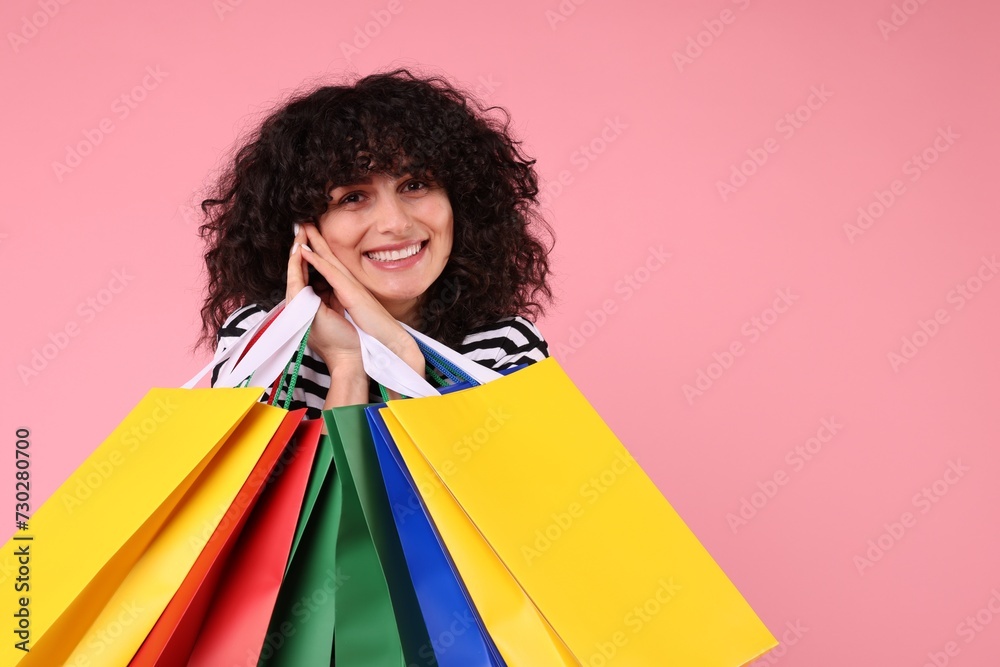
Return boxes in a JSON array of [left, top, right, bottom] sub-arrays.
[[317, 169, 454, 323]]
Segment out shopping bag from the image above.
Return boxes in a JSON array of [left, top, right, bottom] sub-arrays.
[[0, 289, 325, 667], [349, 319, 778, 667], [260, 407, 453, 666], [129, 409, 318, 667], [347, 316, 588, 665], [366, 406, 509, 667], [185, 418, 322, 667], [326, 405, 432, 666], [61, 399, 291, 667], [376, 407, 577, 666], [387, 358, 777, 666], [258, 433, 341, 666], [0, 388, 282, 667], [175, 294, 325, 666]]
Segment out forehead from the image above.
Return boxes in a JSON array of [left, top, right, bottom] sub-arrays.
[[329, 152, 433, 189], [329, 170, 411, 189]]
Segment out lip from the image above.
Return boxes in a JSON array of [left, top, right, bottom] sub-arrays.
[[364, 239, 428, 253], [363, 240, 428, 270]]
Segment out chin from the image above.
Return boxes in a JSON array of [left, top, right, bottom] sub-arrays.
[[371, 285, 426, 306]]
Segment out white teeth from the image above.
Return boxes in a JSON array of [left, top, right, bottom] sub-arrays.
[[365, 243, 422, 262]]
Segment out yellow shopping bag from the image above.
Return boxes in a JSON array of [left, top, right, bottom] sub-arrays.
[[382, 410, 578, 666], [0, 388, 286, 667], [0, 291, 322, 667], [384, 357, 778, 667]]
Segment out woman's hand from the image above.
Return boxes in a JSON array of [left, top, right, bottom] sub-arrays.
[[286, 223, 425, 386], [287, 224, 365, 372]]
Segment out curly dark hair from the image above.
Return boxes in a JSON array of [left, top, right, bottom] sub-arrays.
[[195, 66, 555, 354]]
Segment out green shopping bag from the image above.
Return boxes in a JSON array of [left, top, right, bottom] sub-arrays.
[[327, 404, 432, 666], [259, 407, 432, 666], [258, 431, 341, 666]]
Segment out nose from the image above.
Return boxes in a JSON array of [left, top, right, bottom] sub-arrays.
[[373, 190, 413, 236]]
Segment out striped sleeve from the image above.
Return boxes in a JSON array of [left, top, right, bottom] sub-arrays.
[[455, 316, 550, 371], [210, 304, 268, 387], [208, 309, 548, 417], [211, 303, 335, 418]]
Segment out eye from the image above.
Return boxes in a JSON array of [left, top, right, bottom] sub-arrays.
[[403, 179, 430, 193], [337, 191, 365, 205]]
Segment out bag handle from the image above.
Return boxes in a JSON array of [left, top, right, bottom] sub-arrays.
[[184, 288, 321, 390], [403, 322, 503, 387], [344, 314, 503, 398], [186, 285, 504, 399]]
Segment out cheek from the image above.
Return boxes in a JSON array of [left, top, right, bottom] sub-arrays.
[[331, 248, 359, 267], [427, 192, 453, 238], [319, 225, 362, 259], [442, 227, 454, 250], [438, 216, 454, 244]]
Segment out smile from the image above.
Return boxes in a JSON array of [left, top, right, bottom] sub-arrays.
[[363, 240, 428, 265]]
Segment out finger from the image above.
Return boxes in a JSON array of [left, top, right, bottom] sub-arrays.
[[298, 225, 412, 350], [301, 223, 362, 287], [285, 225, 309, 302], [301, 242, 411, 352], [327, 291, 346, 317], [300, 222, 333, 257], [299, 243, 364, 307]]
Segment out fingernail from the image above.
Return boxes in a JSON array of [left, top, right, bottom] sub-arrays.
[[294, 223, 300, 236], [301, 244, 313, 253], [291, 242, 299, 255]]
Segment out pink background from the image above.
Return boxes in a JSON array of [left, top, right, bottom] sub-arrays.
[[3, 0, 999, 664]]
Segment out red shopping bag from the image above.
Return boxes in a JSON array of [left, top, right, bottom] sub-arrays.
[[127, 409, 306, 666], [186, 419, 322, 667]]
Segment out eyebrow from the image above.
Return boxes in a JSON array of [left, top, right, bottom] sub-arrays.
[[334, 176, 373, 187], [329, 171, 422, 191]]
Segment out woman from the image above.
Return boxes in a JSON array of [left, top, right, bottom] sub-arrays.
[[196, 67, 555, 416]]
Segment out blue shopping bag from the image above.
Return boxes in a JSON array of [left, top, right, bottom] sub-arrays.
[[363, 365, 514, 667]]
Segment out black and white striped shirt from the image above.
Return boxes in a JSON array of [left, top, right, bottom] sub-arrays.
[[211, 304, 549, 418]]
